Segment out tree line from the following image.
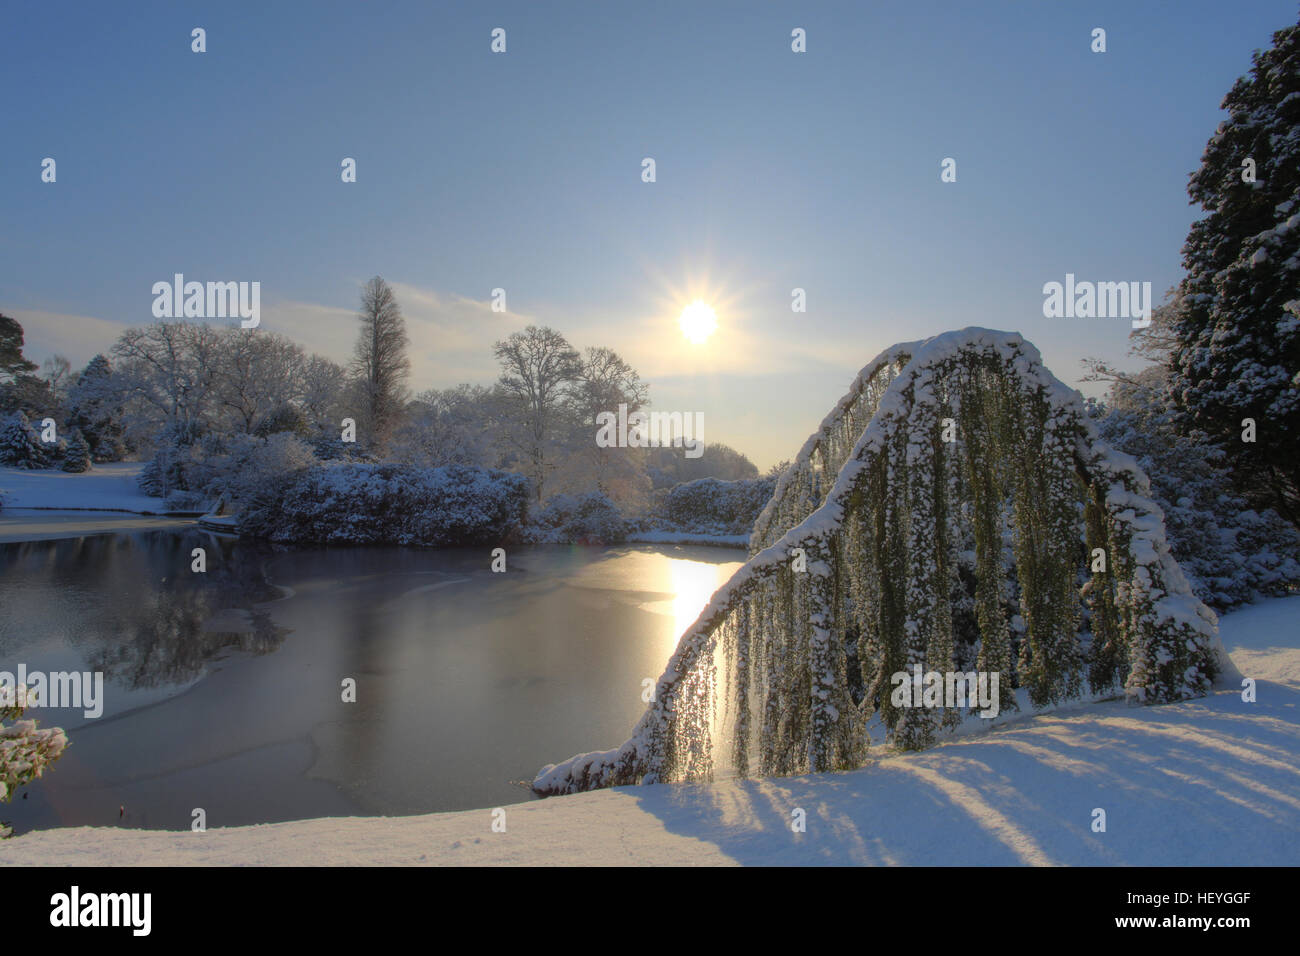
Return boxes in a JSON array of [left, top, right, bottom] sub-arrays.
[[0, 276, 761, 510]]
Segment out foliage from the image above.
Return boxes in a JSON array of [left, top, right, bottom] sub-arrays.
[[1166, 16, 1300, 527], [536, 330, 1229, 796], [239, 462, 529, 546], [659, 476, 776, 535], [525, 492, 628, 544], [60, 429, 92, 473], [1, 686, 69, 835], [0, 411, 51, 469]]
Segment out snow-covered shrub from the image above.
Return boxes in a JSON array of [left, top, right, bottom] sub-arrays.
[[661, 476, 777, 535], [1, 685, 69, 835], [1092, 391, 1300, 610], [163, 490, 208, 513], [0, 411, 51, 469], [311, 436, 377, 462], [137, 444, 191, 497], [253, 403, 309, 438], [139, 432, 317, 506], [527, 492, 628, 544], [60, 429, 91, 473], [239, 463, 529, 546], [199, 432, 316, 504]]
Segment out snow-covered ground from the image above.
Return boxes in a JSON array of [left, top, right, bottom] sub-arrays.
[[4, 595, 1297, 866], [0, 463, 159, 514]]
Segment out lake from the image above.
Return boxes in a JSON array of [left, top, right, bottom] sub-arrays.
[[0, 523, 741, 834]]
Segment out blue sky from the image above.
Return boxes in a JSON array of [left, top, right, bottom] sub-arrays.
[[3, 0, 1296, 468]]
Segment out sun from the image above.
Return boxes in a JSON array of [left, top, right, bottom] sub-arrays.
[[678, 300, 718, 344]]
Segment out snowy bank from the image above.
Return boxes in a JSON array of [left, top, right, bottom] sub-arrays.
[[4, 597, 1297, 867], [0, 463, 162, 515]]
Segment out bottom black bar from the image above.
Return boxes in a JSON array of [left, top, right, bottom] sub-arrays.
[[7, 865, 1287, 942]]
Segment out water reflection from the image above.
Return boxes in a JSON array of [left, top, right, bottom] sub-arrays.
[[0, 530, 289, 695], [0, 536, 741, 833]]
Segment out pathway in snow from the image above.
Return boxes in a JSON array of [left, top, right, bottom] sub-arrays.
[[3, 597, 1297, 866]]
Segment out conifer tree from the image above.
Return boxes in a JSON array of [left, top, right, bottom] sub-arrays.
[[0, 411, 50, 469], [1168, 16, 1300, 527], [61, 429, 91, 473]]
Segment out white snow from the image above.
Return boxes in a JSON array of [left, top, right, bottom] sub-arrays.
[[0, 463, 160, 514], [4, 596, 1297, 866]]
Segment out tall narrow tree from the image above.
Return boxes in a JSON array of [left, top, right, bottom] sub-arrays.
[[1167, 15, 1300, 527], [350, 276, 411, 446]]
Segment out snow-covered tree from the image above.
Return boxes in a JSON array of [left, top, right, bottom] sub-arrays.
[[61, 429, 92, 473], [300, 354, 347, 437], [213, 328, 308, 433], [1086, 292, 1300, 610], [1091, 376, 1300, 610], [392, 384, 500, 468], [536, 330, 1230, 796], [0, 411, 50, 469], [111, 321, 223, 447], [647, 442, 760, 489], [350, 276, 411, 447], [1167, 15, 1300, 528], [1, 685, 69, 835], [0, 314, 38, 382], [562, 346, 651, 507], [0, 315, 55, 418], [493, 325, 582, 503], [65, 354, 128, 462]]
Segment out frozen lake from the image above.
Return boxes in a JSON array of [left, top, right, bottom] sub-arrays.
[[0, 525, 741, 834]]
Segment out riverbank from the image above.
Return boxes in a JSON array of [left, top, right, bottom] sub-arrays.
[[0, 463, 163, 515], [0, 464, 197, 542], [0, 465, 752, 548], [5, 596, 1296, 866]]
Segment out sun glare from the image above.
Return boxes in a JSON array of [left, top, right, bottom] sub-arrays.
[[678, 300, 718, 344]]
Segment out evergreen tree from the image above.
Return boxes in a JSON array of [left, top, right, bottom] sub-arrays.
[[1168, 15, 1300, 527], [61, 429, 91, 473], [0, 314, 37, 381], [0, 314, 50, 417], [66, 354, 127, 462], [0, 410, 50, 469]]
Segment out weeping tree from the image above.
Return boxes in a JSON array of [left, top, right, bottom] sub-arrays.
[[1, 686, 69, 837], [535, 329, 1234, 795]]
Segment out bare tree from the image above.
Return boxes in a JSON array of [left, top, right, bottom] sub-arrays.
[[393, 384, 498, 468], [1081, 287, 1182, 390], [566, 346, 650, 502], [301, 354, 346, 436], [493, 325, 581, 502], [350, 276, 411, 446], [213, 329, 307, 433], [112, 321, 223, 443], [40, 355, 72, 392]]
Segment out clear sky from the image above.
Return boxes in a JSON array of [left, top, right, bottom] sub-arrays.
[[3, 1, 1296, 469]]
